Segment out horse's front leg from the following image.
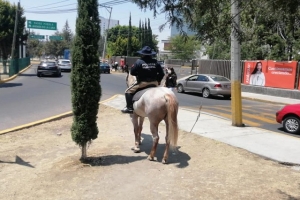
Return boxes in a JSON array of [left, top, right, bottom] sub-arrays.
[[147, 123, 159, 161], [131, 113, 140, 153], [138, 117, 145, 145]]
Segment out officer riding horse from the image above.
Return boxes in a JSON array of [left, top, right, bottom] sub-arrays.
[[122, 46, 179, 164]]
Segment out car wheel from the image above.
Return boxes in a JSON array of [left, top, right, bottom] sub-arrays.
[[177, 84, 184, 93], [37, 73, 41, 77], [224, 95, 231, 100], [283, 116, 300, 134], [202, 88, 210, 98]]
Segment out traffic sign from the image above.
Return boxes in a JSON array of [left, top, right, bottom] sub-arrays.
[[29, 35, 45, 40], [49, 36, 63, 41], [27, 20, 57, 30]]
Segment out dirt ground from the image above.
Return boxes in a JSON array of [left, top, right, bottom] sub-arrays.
[[0, 104, 300, 200]]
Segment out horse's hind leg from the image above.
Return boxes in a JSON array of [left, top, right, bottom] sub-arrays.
[[162, 119, 170, 164], [147, 122, 159, 161]]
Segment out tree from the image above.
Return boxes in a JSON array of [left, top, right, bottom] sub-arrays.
[[138, 20, 142, 47], [170, 35, 200, 61], [127, 13, 132, 56], [62, 20, 74, 45], [147, 18, 154, 50], [26, 31, 45, 58], [0, 0, 26, 60], [71, 0, 101, 161], [132, 0, 300, 61], [106, 25, 158, 56], [44, 31, 68, 57]]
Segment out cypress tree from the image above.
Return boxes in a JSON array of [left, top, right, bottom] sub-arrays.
[[138, 20, 142, 47], [71, 0, 101, 161], [127, 13, 132, 56], [147, 18, 153, 50], [144, 20, 148, 46], [141, 22, 145, 47]]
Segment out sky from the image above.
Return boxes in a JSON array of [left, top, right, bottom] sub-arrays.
[[8, 0, 171, 50]]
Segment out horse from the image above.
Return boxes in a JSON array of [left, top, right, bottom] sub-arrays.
[[126, 72, 179, 164]]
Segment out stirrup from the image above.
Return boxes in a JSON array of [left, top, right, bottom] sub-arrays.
[[121, 107, 133, 114]]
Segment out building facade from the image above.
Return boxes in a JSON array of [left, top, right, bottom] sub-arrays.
[[100, 16, 119, 35]]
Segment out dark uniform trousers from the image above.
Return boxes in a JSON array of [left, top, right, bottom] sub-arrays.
[[121, 80, 158, 114]]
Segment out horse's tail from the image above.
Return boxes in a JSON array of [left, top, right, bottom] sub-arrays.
[[165, 93, 179, 148]]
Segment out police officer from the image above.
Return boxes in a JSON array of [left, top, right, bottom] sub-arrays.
[[121, 46, 165, 114]]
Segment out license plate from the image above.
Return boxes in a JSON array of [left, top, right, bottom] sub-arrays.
[[224, 85, 230, 88]]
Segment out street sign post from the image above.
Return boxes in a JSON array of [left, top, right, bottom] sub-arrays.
[[49, 36, 63, 41], [27, 20, 57, 30], [29, 35, 45, 40]]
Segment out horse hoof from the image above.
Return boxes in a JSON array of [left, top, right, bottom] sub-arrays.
[[147, 155, 155, 161], [162, 159, 168, 164]]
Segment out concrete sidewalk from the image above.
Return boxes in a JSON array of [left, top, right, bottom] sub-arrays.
[[102, 95, 300, 165]]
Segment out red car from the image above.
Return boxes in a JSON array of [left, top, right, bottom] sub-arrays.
[[276, 104, 300, 134]]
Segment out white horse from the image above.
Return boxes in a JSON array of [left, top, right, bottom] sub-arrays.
[[126, 73, 179, 164]]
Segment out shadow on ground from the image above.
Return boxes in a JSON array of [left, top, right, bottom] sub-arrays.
[[139, 133, 191, 168], [0, 82, 23, 88], [0, 155, 34, 168]]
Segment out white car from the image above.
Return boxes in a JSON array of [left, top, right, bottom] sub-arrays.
[[58, 59, 72, 72]]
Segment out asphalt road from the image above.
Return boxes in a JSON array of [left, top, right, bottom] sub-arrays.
[[0, 64, 296, 138]]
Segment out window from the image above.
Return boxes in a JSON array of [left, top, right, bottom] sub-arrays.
[[209, 76, 230, 81], [187, 75, 198, 81], [197, 75, 208, 81]]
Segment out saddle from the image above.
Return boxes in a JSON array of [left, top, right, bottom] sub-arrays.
[[132, 84, 157, 102]]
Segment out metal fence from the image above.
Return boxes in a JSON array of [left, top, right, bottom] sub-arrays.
[[168, 59, 300, 90], [0, 57, 30, 77]]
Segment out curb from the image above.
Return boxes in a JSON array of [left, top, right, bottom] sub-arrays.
[[241, 96, 287, 105], [0, 62, 35, 84], [0, 94, 120, 135]]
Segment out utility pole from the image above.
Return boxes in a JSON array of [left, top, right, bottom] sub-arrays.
[[101, 5, 112, 61], [230, 0, 243, 126], [9, 1, 20, 74]]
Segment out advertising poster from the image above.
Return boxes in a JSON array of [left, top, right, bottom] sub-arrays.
[[243, 60, 297, 89]]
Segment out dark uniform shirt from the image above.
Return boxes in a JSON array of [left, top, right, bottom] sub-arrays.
[[131, 57, 165, 83]]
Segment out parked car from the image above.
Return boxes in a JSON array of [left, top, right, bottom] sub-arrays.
[[37, 61, 61, 77], [58, 59, 72, 72], [276, 104, 300, 134], [176, 74, 231, 99], [99, 62, 111, 74]]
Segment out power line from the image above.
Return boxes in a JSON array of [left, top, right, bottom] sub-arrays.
[[25, 0, 131, 14], [25, 0, 71, 10]]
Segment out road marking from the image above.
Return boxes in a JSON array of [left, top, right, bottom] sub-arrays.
[[200, 108, 262, 127], [211, 106, 277, 124], [203, 105, 277, 124]]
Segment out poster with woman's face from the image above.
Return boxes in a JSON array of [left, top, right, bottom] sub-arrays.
[[243, 60, 297, 89]]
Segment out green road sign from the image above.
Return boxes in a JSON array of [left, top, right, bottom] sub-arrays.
[[27, 20, 57, 30], [49, 36, 63, 41], [29, 35, 45, 40]]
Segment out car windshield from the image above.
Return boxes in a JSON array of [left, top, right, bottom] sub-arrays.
[[41, 62, 56, 66], [61, 61, 70, 64], [209, 76, 230, 81], [100, 63, 109, 67]]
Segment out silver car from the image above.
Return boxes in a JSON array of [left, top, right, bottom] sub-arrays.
[[58, 59, 72, 72], [176, 74, 231, 99]]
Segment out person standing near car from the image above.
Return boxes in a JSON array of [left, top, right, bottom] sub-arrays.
[[165, 67, 177, 92], [121, 46, 165, 114]]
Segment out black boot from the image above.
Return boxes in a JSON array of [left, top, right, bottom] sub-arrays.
[[121, 93, 134, 114]]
